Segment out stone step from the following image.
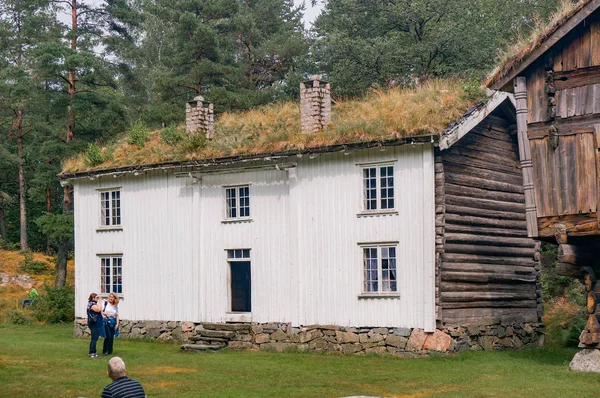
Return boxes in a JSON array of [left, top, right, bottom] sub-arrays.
[[198, 330, 236, 339], [202, 322, 251, 332], [190, 336, 229, 344], [181, 344, 222, 352]]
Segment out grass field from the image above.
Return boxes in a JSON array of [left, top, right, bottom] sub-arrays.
[[1, 324, 600, 397]]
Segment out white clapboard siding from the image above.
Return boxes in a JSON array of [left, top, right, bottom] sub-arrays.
[[74, 144, 436, 330]]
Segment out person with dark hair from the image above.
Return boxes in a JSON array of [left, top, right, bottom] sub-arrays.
[[87, 293, 102, 358], [102, 357, 146, 398]]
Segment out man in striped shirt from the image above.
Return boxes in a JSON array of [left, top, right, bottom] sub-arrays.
[[102, 357, 146, 398]]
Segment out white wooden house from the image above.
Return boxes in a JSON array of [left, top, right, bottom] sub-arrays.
[[65, 79, 544, 353]]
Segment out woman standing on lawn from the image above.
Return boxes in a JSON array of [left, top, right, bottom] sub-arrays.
[[101, 292, 120, 356], [87, 293, 102, 358]]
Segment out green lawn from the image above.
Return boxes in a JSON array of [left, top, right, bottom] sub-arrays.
[[1, 324, 599, 398]]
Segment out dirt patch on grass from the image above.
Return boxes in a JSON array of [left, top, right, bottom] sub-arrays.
[[144, 365, 198, 375]]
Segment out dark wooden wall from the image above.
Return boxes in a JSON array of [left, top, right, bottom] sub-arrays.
[[436, 111, 542, 327], [524, 11, 600, 238]]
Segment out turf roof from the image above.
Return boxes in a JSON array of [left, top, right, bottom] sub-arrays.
[[486, 0, 593, 89], [61, 79, 479, 178]]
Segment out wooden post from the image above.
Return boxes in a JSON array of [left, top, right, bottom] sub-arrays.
[[594, 125, 600, 229], [514, 77, 539, 237], [579, 270, 600, 346]]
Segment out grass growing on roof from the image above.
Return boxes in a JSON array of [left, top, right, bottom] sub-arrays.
[[1, 324, 599, 398], [62, 79, 479, 175], [486, 0, 590, 87]]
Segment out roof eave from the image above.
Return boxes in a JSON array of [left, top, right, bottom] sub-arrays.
[[439, 91, 515, 151], [490, 0, 600, 91], [59, 134, 440, 183]]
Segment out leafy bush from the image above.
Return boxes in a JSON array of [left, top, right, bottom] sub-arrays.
[[160, 125, 183, 145], [8, 309, 32, 325], [19, 251, 48, 274], [461, 78, 488, 104], [84, 143, 104, 166], [182, 133, 206, 151], [32, 284, 75, 324], [127, 121, 149, 149], [543, 290, 587, 347]]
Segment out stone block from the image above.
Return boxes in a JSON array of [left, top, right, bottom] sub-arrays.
[[394, 327, 412, 337], [341, 344, 362, 354], [385, 335, 407, 349], [467, 325, 481, 336], [255, 334, 271, 344], [365, 346, 387, 355], [336, 331, 359, 343], [423, 330, 453, 352], [232, 333, 253, 342], [290, 329, 323, 344], [368, 334, 384, 344], [479, 336, 495, 351], [228, 341, 253, 350], [261, 343, 295, 352], [270, 328, 288, 341], [372, 328, 388, 334], [569, 349, 600, 372], [406, 329, 427, 351]]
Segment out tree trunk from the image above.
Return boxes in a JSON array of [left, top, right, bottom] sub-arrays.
[[46, 184, 51, 254], [0, 184, 6, 245], [55, 238, 69, 288], [16, 109, 28, 251]]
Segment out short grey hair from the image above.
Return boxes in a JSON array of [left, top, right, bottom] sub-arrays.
[[107, 357, 126, 379]]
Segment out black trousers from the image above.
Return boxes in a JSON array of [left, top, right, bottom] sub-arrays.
[[89, 326, 100, 355], [103, 322, 115, 355]]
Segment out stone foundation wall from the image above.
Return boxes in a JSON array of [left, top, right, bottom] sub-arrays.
[[74, 318, 545, 355]]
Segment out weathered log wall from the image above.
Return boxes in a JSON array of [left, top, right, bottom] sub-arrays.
[[437, 112, 542, 327]]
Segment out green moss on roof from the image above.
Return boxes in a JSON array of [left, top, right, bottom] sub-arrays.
[[62, 79, 479, 175]]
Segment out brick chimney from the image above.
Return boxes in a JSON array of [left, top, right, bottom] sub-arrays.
[[300, 75, 331, 134], [186, 96, 214, 139]]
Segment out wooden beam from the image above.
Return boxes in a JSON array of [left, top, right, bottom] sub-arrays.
[[492, 0, 600, 91], [595, 125, 600, 229], [554, 65, 600, 90], [528, 113, 600, 138], [514, 77, 540, 237]]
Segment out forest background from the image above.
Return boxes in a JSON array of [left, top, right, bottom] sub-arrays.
[[0, 0, 569, 287]]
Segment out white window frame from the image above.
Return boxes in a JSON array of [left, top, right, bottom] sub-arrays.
[[359, 162, 396, 214], [99, 188, 122, 227], [359, 243, 399, 297], [99, 255, 123, 296], [224, 185, 251, 220], [226, 249, 252, 315]]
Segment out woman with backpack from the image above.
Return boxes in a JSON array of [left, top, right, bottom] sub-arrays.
[[101, 292, 120, 356], [87, 293, 102, 358]]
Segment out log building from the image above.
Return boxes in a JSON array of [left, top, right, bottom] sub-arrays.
[[488, 0, 600, 356]]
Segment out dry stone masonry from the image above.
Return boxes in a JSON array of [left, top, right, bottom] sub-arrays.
[[74, 319, 544, 355], [300, 76, 331, 134], [185, 96, 214, 139]]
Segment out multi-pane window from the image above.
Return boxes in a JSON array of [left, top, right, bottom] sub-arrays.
[[100, 256, 123, 294], [225, 186, 250, 219], [100, 189, 121, 226], [363, 245, 397, 294], [227, 249, 251, 259], [362, 166, 394, 211]]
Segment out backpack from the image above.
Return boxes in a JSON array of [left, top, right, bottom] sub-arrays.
[[87, 306, 98, 324]]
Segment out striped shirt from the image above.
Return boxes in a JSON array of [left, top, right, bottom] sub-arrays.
[[101, 377, 146, 398]]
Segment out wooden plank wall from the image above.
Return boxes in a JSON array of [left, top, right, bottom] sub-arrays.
[[529, 133, 597, 218], [523, 14, 600, 235], [439, 113, 541, 326], [527, 17, 600, 124]]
